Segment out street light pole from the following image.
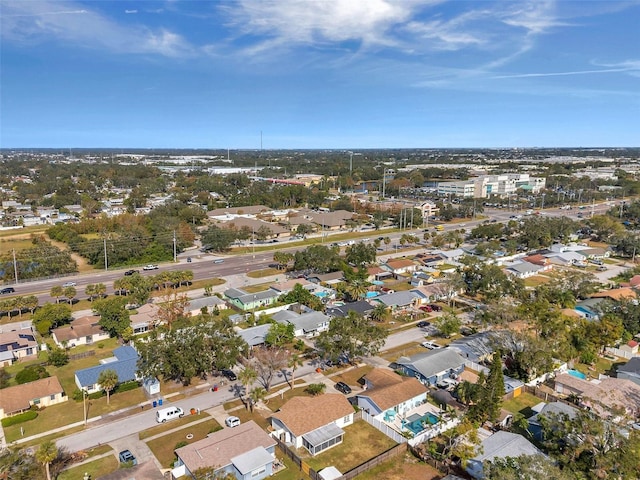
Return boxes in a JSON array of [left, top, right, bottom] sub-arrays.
[[83, 389, 88, 426]]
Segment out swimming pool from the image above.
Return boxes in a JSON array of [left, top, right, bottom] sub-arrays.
[[403, 412, 439, 435], [314, 291, 328, 298], [567, 369, 586, 380], [372, 280, 384, 286], [365, 291, 379, 298]]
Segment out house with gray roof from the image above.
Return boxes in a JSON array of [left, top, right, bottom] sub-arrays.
[[74, 345, 140, 393], [173, 420, 276, 480], [224, 288, 280, 311], [504, 261, 542, 279], [527, 401, 578, 441], [237, 324, 271, 348], [373, 291, 420, 310], [466, 430, 544, 479], [274, 310, 331, 337], [617, 357, 640, 386], [448, 332, 497, 363], [185, 295, 228, 316], [325, 300, 374, 318], [395, 349, 465, 387]]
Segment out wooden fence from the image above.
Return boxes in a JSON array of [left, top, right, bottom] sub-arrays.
[[339, 443, 408, 480]]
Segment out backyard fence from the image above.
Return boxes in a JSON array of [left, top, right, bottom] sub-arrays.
[[68, 350, 96, 361], [338, 443, 408, 480], [359, 410, 408, 444]]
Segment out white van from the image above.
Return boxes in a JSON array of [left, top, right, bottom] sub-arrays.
[[156, 406, 184, 423]]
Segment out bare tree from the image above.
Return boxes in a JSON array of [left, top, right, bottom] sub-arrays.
[[247, 348, 288, 392]]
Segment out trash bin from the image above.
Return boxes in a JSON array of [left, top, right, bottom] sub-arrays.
[[152, 400, 157, 408], [158, 399, 163, 406], [213, 384, 218, 392]]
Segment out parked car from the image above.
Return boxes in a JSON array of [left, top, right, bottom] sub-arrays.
[[334, 381, 352, 394], [62, 281, 76, 287], [143, 264, 159, 270], [421, 341, 442, 350], [428, 304, 443, 311], [124, 269, 138, 276], [213, 259, 224, 264], [225, 416, 241, 428], [186, 257, 192, 263], [417, 321, 431, 328], [118, 450, 137, 465], [0, 287, 15, 295], [419, 305, 433, 312], [221, 369, 237, 381]]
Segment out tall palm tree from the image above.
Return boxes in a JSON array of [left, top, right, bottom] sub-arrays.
[[288, 354, 304, 390], [50, 285, 63, 304], [238, 367, 257, 408], [248, 386, 267, 412], [370, 304, 388, 323], [35, 440, 58, 480], [345, 279, 369, 301], [97, 369, 119, 404]]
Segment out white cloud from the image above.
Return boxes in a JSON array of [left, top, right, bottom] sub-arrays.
[[0, 0, 193, 58], [125, 10, 138, 15]]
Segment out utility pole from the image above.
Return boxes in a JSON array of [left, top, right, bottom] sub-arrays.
[[349, 152, 353, 175], [12, 249, 18, 284], [382, 169, 387, 199], [103, 238, 108, 271], [173, 231, 177, 262]]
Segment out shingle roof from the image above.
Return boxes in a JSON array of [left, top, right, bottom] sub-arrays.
[[397, 349, 465, 379], [472, 431, 542, 463], [375, 291, 419, 307], [364, 368, 403, 388], [591, 287, 637, 301], [325, 301, 374, 318], [175, 420, 275, 474], [0, 377, 64, 415], [74, 346, 139, 388], [271, 394, 353, 437], [359, 377, 427, 411], [618, 357, 640, 375]]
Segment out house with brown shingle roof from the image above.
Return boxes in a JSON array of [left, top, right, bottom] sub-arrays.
[[51, 315, 109, 348], [129, 303, 161, 335], [355, 368, 428, 419], [591, 287, 637, 302], [0, 330, 38, 366], [270, 394, 354, 456], [173, 420, 276, 480], [0, 377, 66, 419], [383, 258, 418, 278], [308, 210, 356, 230]]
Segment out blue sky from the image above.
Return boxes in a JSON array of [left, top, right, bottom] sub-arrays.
[[1, 0, 639, 149]]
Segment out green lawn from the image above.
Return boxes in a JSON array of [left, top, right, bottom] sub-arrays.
[[502, 392, 541, 418], [247, 268, 281, 278], [58, 455, 119, 480], [271, 446, 311, 480], [145, 418, 222, 468], [331, 365, 374, 388], [380, 343, 424, 362], [139, 412, 211, 440], [523, 275, 550, 287], [304, 420, 397, 473]]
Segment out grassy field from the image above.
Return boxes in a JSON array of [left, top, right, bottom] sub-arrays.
[[139, 412, 211, 440], [145, 418, 222, 468], [57, 455, 119, 480], [331, 365, 374, 388], [243, 283, 272, 293], [354, 452, 442, 480], [272, 445, 311, 480], [304, 421, 397, 473], [524, 275, 550, 287], [247, 268, 281, 278], [502, 392, 541, 418], [379, 343, 424, 363]]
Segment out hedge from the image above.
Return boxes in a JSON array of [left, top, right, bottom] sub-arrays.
[[2, 410, 38, 427]]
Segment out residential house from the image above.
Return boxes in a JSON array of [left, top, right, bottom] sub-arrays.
[[237, 324, 271, 348], [448, 332, 497, 363], [504, 261, 542, 279], [207, 205, 271, 221], [270, 394, 354, 456], [325, 300, 374, 318], [51, 315, 109, 348], [409, 272, 435, 287], [218, 217, 290, 240], [0, 330, 38, 366], [224, 288, 279, 311], [308, 210, 356, 231], [173, 420, 276, 480], [411, 283, 459, 304], [355, 368, 428, 420], [434, 248, 465, 263], [616, 357, 640, 386], [577, 247, 611, 259], [383, 258, 418, 278], [415, 253, 444, 268], [554, 374, 640, 420], [184, 295, 228, 317], [466, 430, 545, 479], [523, 254, 553, 271], [527, 401, 578, 441], [619, 340, 639, 356], [129, 303, 161, 335], [373, 291, 420, 310], [75, 345, 140, 393], [272, 309, 331, 337], [365, 265, 393, 282], [0, 377, 67, 419], [269, 278, 315, 296], [591, 287, 637, 302], [306, 271, 344, 286], [545, 250, 586, 266], [395, 349, 466, 387], [574, 298, 605, 321]]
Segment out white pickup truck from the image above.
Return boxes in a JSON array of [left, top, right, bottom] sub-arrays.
[[142, 264, 159, 270]]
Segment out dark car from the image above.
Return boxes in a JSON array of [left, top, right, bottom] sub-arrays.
[[221, 369, 237, 381], [335, 381, 352, 394], [0, 287, 15, 295], [428, 304, 443, 311], [124, 269, 138, 276], [419, 305, 432, 312], [118, 450, 137, 465], [417, 321, 431, 328]]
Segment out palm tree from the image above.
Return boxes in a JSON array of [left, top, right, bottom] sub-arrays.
[[63, 286, 76, 304], [85, 284, 97, 302], [97, 369, 119, 404], [345, 279, 369, 301], [35, 440, 58, 480], [50, 285, 63, 304], [238, 367, 257, 408], [248, 386, 267, 412], [94, 282, 107, 299], [288, 354, 304, 390], [370, 304, 388, 322]]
